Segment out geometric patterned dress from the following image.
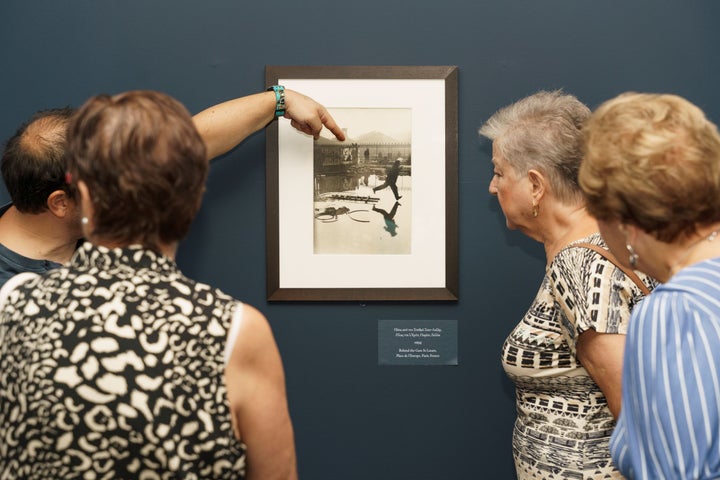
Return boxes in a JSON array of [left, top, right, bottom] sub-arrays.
[[501, 233, 656, 479]]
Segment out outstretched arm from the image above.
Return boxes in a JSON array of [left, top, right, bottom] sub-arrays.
[[193, 89, 345, 161]]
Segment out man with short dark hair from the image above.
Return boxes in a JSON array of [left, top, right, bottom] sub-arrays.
[[0, 108, 82, 286]]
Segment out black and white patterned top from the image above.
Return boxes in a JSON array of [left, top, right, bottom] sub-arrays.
[[501, 233, 655, 480], [0, 243, 247, 479]]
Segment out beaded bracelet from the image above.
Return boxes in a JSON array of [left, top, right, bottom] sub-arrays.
[[266, 85, 286, 117]]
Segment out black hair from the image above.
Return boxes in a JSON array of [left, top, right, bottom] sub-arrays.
[[1, 107, 76, 213]]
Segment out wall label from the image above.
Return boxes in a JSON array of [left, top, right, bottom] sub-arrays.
[[378, 319, 458, 366]]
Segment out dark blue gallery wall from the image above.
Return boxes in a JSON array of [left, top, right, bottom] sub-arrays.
[[2, 1, 719, 478]]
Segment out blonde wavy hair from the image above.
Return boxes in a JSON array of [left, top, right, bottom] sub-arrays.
[[580, 92, 720, 242]]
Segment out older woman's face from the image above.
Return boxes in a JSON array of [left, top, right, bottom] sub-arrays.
[[488, 143, 533, 232]]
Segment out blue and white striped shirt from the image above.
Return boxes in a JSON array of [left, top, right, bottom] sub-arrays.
[[610, 258, 720, 479]]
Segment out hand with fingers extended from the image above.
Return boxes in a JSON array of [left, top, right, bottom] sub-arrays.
[[283, 89, 346, 141]]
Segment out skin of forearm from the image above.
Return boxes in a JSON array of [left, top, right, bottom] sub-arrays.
[[193, 91, 276, 161]]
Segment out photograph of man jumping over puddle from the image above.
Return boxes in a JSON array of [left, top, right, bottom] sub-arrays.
[[313, 108, 411, 255]]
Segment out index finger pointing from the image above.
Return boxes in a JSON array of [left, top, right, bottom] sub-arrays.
[[320, 110, 345, 141]]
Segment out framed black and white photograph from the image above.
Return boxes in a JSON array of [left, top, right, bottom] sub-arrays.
[[266, 65, 458, 301]]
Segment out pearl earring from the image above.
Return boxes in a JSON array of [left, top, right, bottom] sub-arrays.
[[626, 243, 638, 268]]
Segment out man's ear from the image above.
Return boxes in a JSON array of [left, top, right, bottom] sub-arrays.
[[526, 169, 547, 203], [46, 190, 71, 218]]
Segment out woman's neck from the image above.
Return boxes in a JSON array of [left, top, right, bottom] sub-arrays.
[[665, 225, 720, 279], [540, 203, 599, 264], [89, 237, 178, 260]]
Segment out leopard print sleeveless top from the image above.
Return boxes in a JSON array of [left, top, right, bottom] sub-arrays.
[[0, 243, 247, 479]]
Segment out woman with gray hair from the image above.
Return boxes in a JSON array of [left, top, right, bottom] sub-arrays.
[[479, 90, 655, 479]]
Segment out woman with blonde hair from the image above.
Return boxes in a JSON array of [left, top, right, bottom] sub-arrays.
[[580, 92, 720, 479]]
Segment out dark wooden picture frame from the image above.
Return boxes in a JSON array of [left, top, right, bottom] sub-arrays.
[[266, 65, 458, 301]]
